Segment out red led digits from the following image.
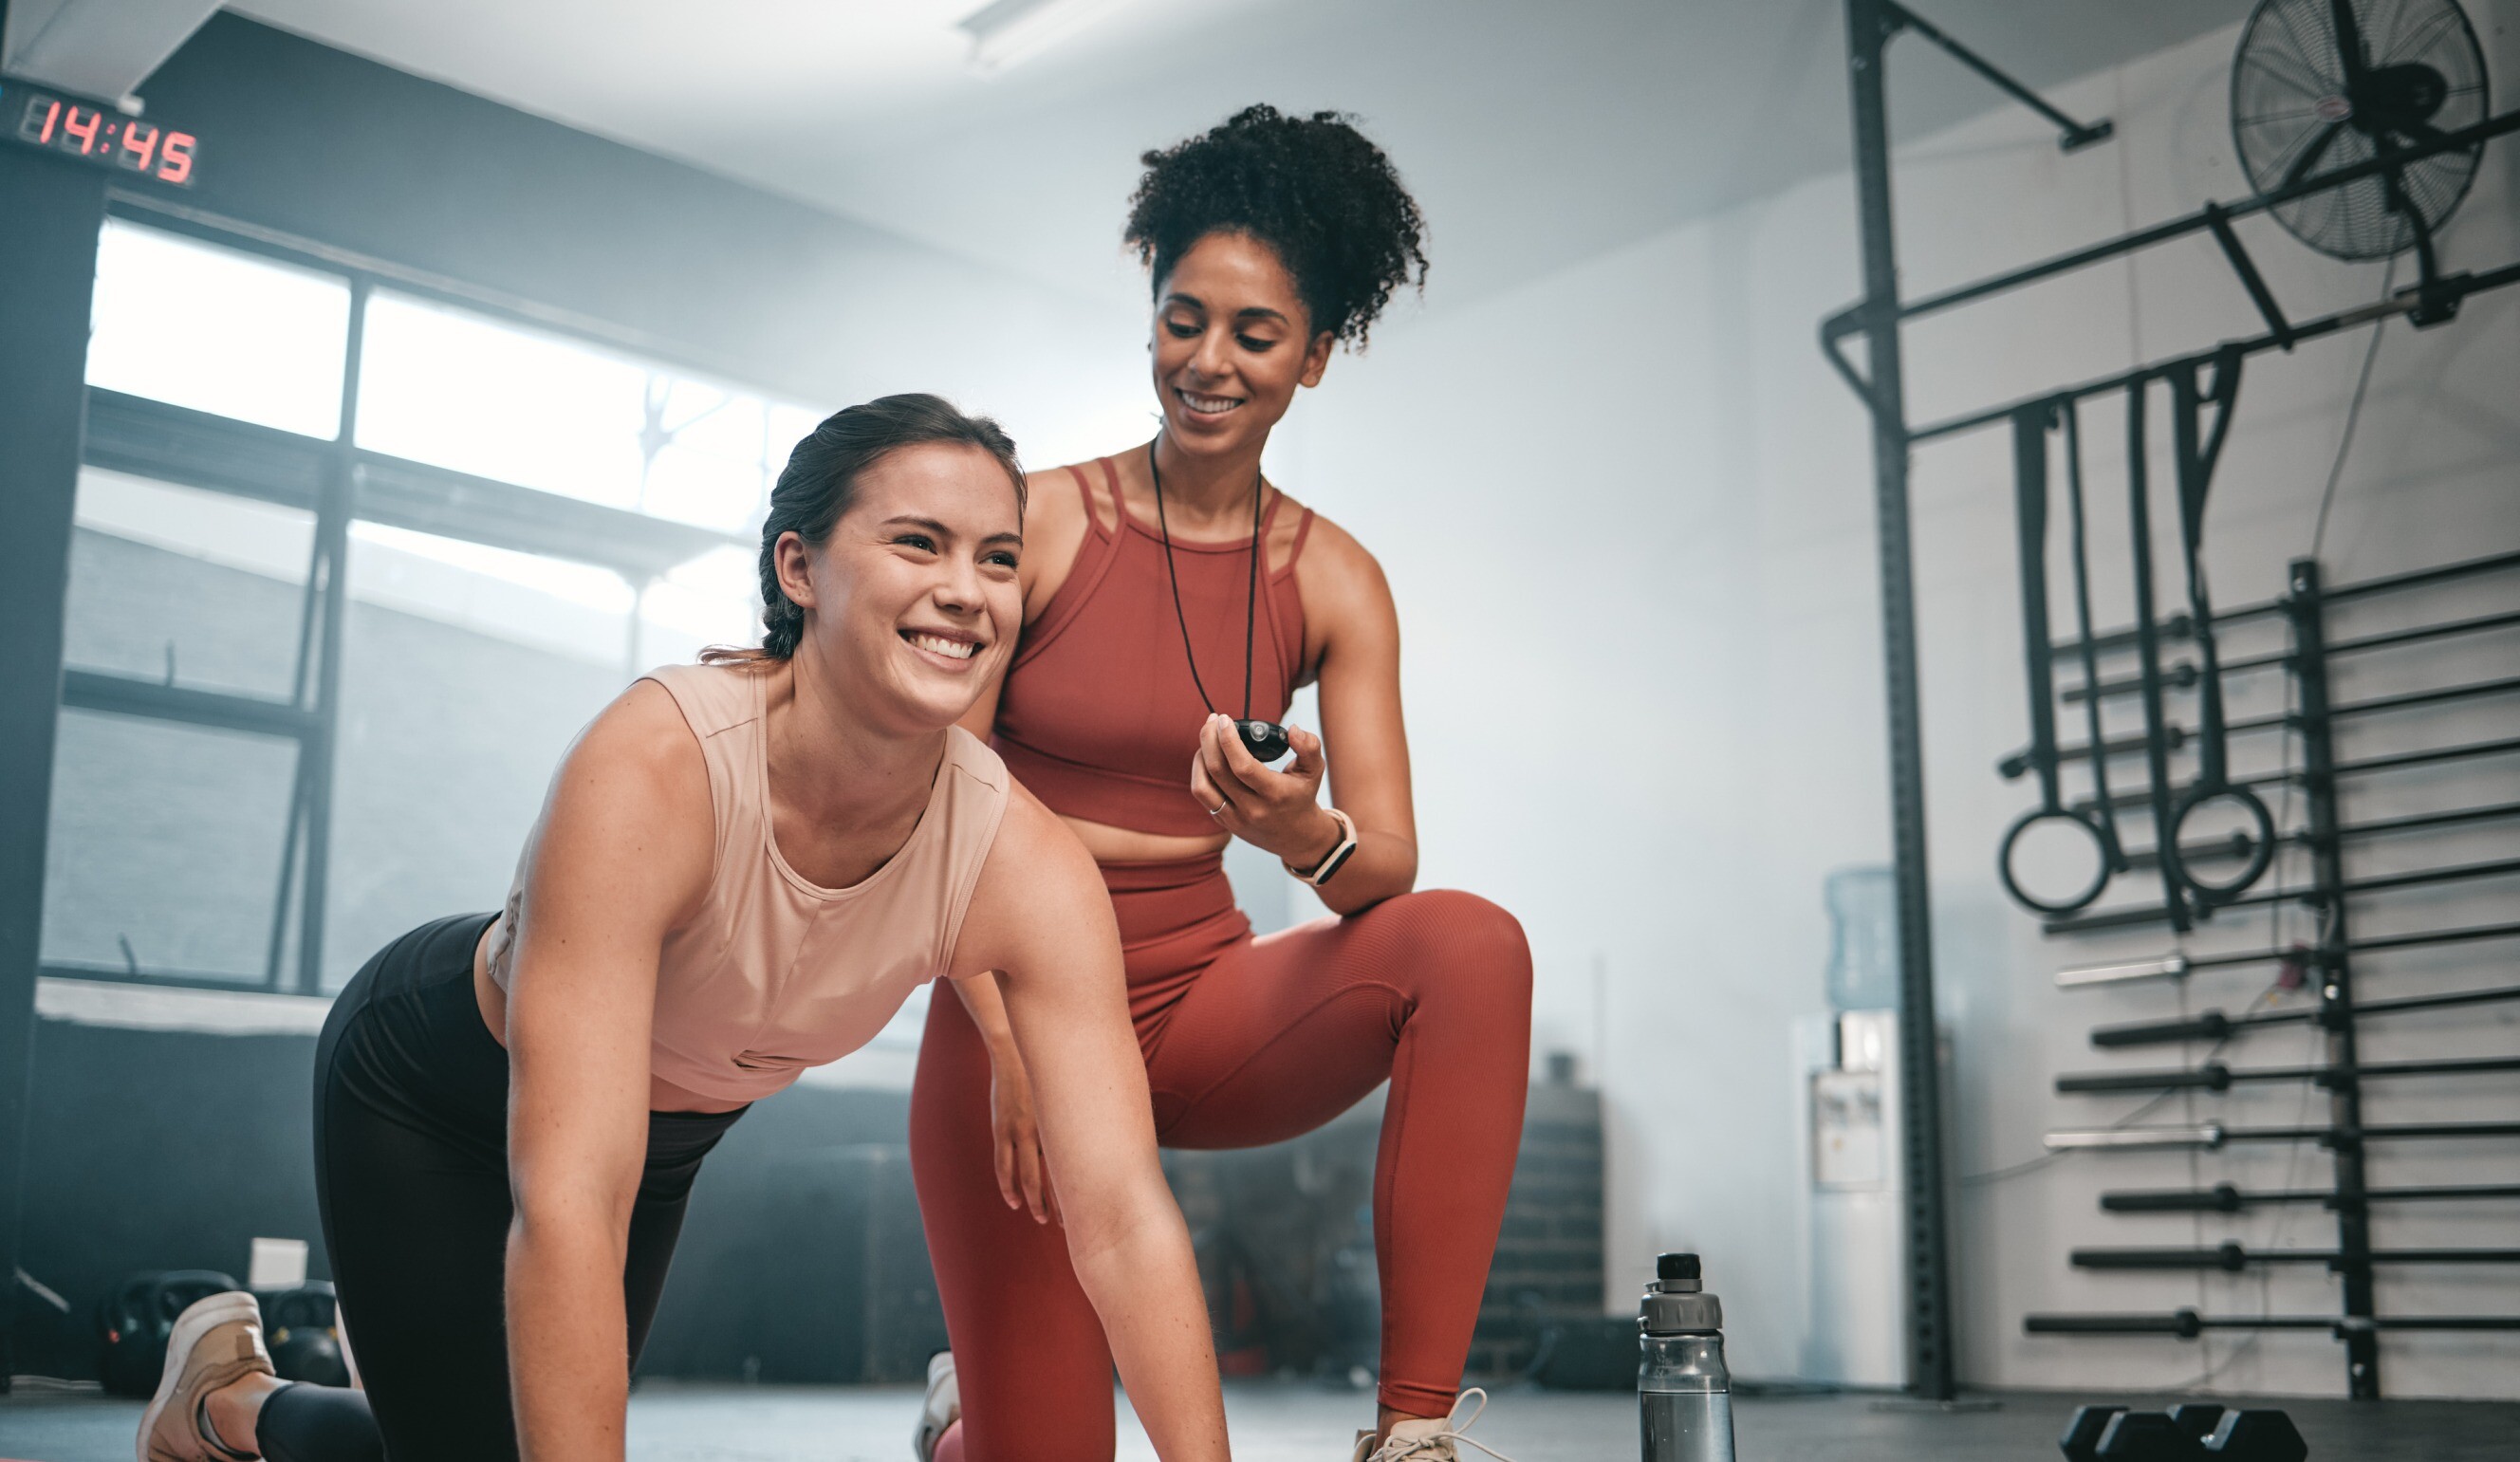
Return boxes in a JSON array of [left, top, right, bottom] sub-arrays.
[[24, 98, 63, 144], [120, 121, 160, 171], [7, 88, 197, 185], [158, 132, 195, 185]]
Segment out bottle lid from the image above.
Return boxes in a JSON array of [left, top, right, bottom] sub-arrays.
[[1640, 1289, 1722, 1335], [1641, 1252, 1720, 1333], [1657, 1252, 1702, 1293]]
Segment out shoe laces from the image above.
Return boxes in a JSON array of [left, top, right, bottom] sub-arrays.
[[1366, 1389, 1516, 1462]]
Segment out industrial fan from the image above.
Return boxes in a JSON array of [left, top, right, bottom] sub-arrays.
[[2231, 0, 2490, 262]]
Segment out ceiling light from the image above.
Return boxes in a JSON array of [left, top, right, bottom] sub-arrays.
[[957, 0, 1138, 73]]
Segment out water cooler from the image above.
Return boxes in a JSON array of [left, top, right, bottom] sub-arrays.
[[1795, 869, 1908, 1387]]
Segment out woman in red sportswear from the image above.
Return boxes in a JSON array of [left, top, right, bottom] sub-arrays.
[[910, 106, 1532, 1462]]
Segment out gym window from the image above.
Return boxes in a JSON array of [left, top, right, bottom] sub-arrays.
[[45, 213, 800, 994]]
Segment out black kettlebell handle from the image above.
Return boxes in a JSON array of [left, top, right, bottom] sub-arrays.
[[265, 1283, 338, 1332]]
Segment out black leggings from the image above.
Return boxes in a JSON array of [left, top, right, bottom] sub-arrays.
[[262, 914, 744, 1462]]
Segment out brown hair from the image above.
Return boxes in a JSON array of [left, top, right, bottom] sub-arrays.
[[703, 393, 1027, 665]]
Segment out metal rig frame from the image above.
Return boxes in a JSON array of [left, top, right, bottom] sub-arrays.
[[1827, 0, 2517, 1401]]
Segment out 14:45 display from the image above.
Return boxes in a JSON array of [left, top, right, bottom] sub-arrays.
[[13, 90, 196, 186]]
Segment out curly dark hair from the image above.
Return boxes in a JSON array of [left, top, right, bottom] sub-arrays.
[[1125, 104, 1428, 349]]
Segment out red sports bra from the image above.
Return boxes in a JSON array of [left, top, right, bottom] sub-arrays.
[[992, 454, 1314, 838]]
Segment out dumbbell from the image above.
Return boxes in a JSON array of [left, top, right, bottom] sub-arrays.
[[2169, 1405, 2225, 1438], [2061, 1405, 2126, 1460], [2058, 1404, 2307, 1461], [2205, 1410, 2307, 1462], [2097, 1411, 2208, 1459]]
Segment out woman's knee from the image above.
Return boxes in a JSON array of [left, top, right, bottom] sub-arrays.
[[1381, 889, 1531, 1006]]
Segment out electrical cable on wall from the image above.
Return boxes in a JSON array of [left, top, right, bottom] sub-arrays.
[[2240, 253, 2399, 1380]]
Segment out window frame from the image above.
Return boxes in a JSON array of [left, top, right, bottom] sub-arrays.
[[54, 194, 780, 994]]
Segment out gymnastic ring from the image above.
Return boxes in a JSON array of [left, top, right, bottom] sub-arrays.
[[2166, 783, 2278, 904], [1997, 805, 2117, 916]]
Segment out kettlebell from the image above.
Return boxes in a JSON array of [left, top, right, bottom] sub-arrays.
[[266, 1282, 353, 1387], [96, 1269, 239, 1398]]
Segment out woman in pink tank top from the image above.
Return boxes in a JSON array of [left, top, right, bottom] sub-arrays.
[[913, 110, 1534, 1462], [136, 398, 1232, 1462]]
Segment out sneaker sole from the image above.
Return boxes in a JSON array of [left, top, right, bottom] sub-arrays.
[[912, 1354, 957, 1462], [136, 1292, 260, 1462]]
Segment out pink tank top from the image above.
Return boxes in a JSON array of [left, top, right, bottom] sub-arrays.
[[493, 661, 1010, 1104]]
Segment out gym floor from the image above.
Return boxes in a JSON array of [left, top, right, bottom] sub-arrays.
[[5, 1379, 2518, 1461]]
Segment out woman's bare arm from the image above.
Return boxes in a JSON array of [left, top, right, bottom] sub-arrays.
[[1194, 519, 1417, 916], [951, 790, 1229, 1462], [948, 972, 1055, 1223], [502, 682, 713, 1462], [1303, 526, 1416, 908], [948, 461, 1093, 1224]]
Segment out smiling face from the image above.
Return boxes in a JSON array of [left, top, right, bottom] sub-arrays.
[[772, 441, 1024, 735], [1150, 230, 1336, 463]]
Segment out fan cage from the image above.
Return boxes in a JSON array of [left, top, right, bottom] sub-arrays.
[[2231, 0, 2491, 262]]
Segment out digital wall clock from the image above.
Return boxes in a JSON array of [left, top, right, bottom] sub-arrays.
[[2, 79, 197, 187]]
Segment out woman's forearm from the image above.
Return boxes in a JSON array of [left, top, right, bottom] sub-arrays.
[[952, 972, 1025, 1059], [1065, 1195, 1231, 1462], [1301, 818, 1416, 917], [507, 1213, 632, 1462]]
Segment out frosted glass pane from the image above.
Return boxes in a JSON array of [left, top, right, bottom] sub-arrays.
[[769, 403, 825, 454], [327, 537, 632, 987], [357, 291, 650, 509], [639, 545, 763, 663], [43, 712, 297, 983], [85, 221, 349, 437], [348, 521, 633, 668], [65, 470, 314, 700], [641, 382, 770, 532], [359, 290, 796, 534], [763, 403, 826, 492]]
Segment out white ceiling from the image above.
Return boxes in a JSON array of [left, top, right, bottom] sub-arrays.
[[221, 0, 2255, 314]]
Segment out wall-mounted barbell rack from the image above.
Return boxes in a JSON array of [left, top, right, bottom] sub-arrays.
[[2020, 549, 2520, 1397], [1822, 0, 2520, 1398]]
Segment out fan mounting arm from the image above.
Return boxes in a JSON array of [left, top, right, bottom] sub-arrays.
[[2329, 0, 2373, 92]]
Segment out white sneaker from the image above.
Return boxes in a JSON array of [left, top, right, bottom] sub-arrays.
[[912, 1350, 959, 1462], [137, 1291, 269, 1462], [1353, 1389, 1514, 1462]]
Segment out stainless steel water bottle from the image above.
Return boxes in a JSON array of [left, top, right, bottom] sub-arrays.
[[1640, 1251, 1734, 1462]]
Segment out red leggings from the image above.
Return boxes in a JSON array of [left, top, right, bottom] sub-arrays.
[[910, 855, 1531, 1461]]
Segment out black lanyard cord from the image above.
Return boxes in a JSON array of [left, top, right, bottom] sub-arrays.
[[1147, 436, 1264, 723]]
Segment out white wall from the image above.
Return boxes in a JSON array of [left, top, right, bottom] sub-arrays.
[[1266, 11, 2520, 1397]]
